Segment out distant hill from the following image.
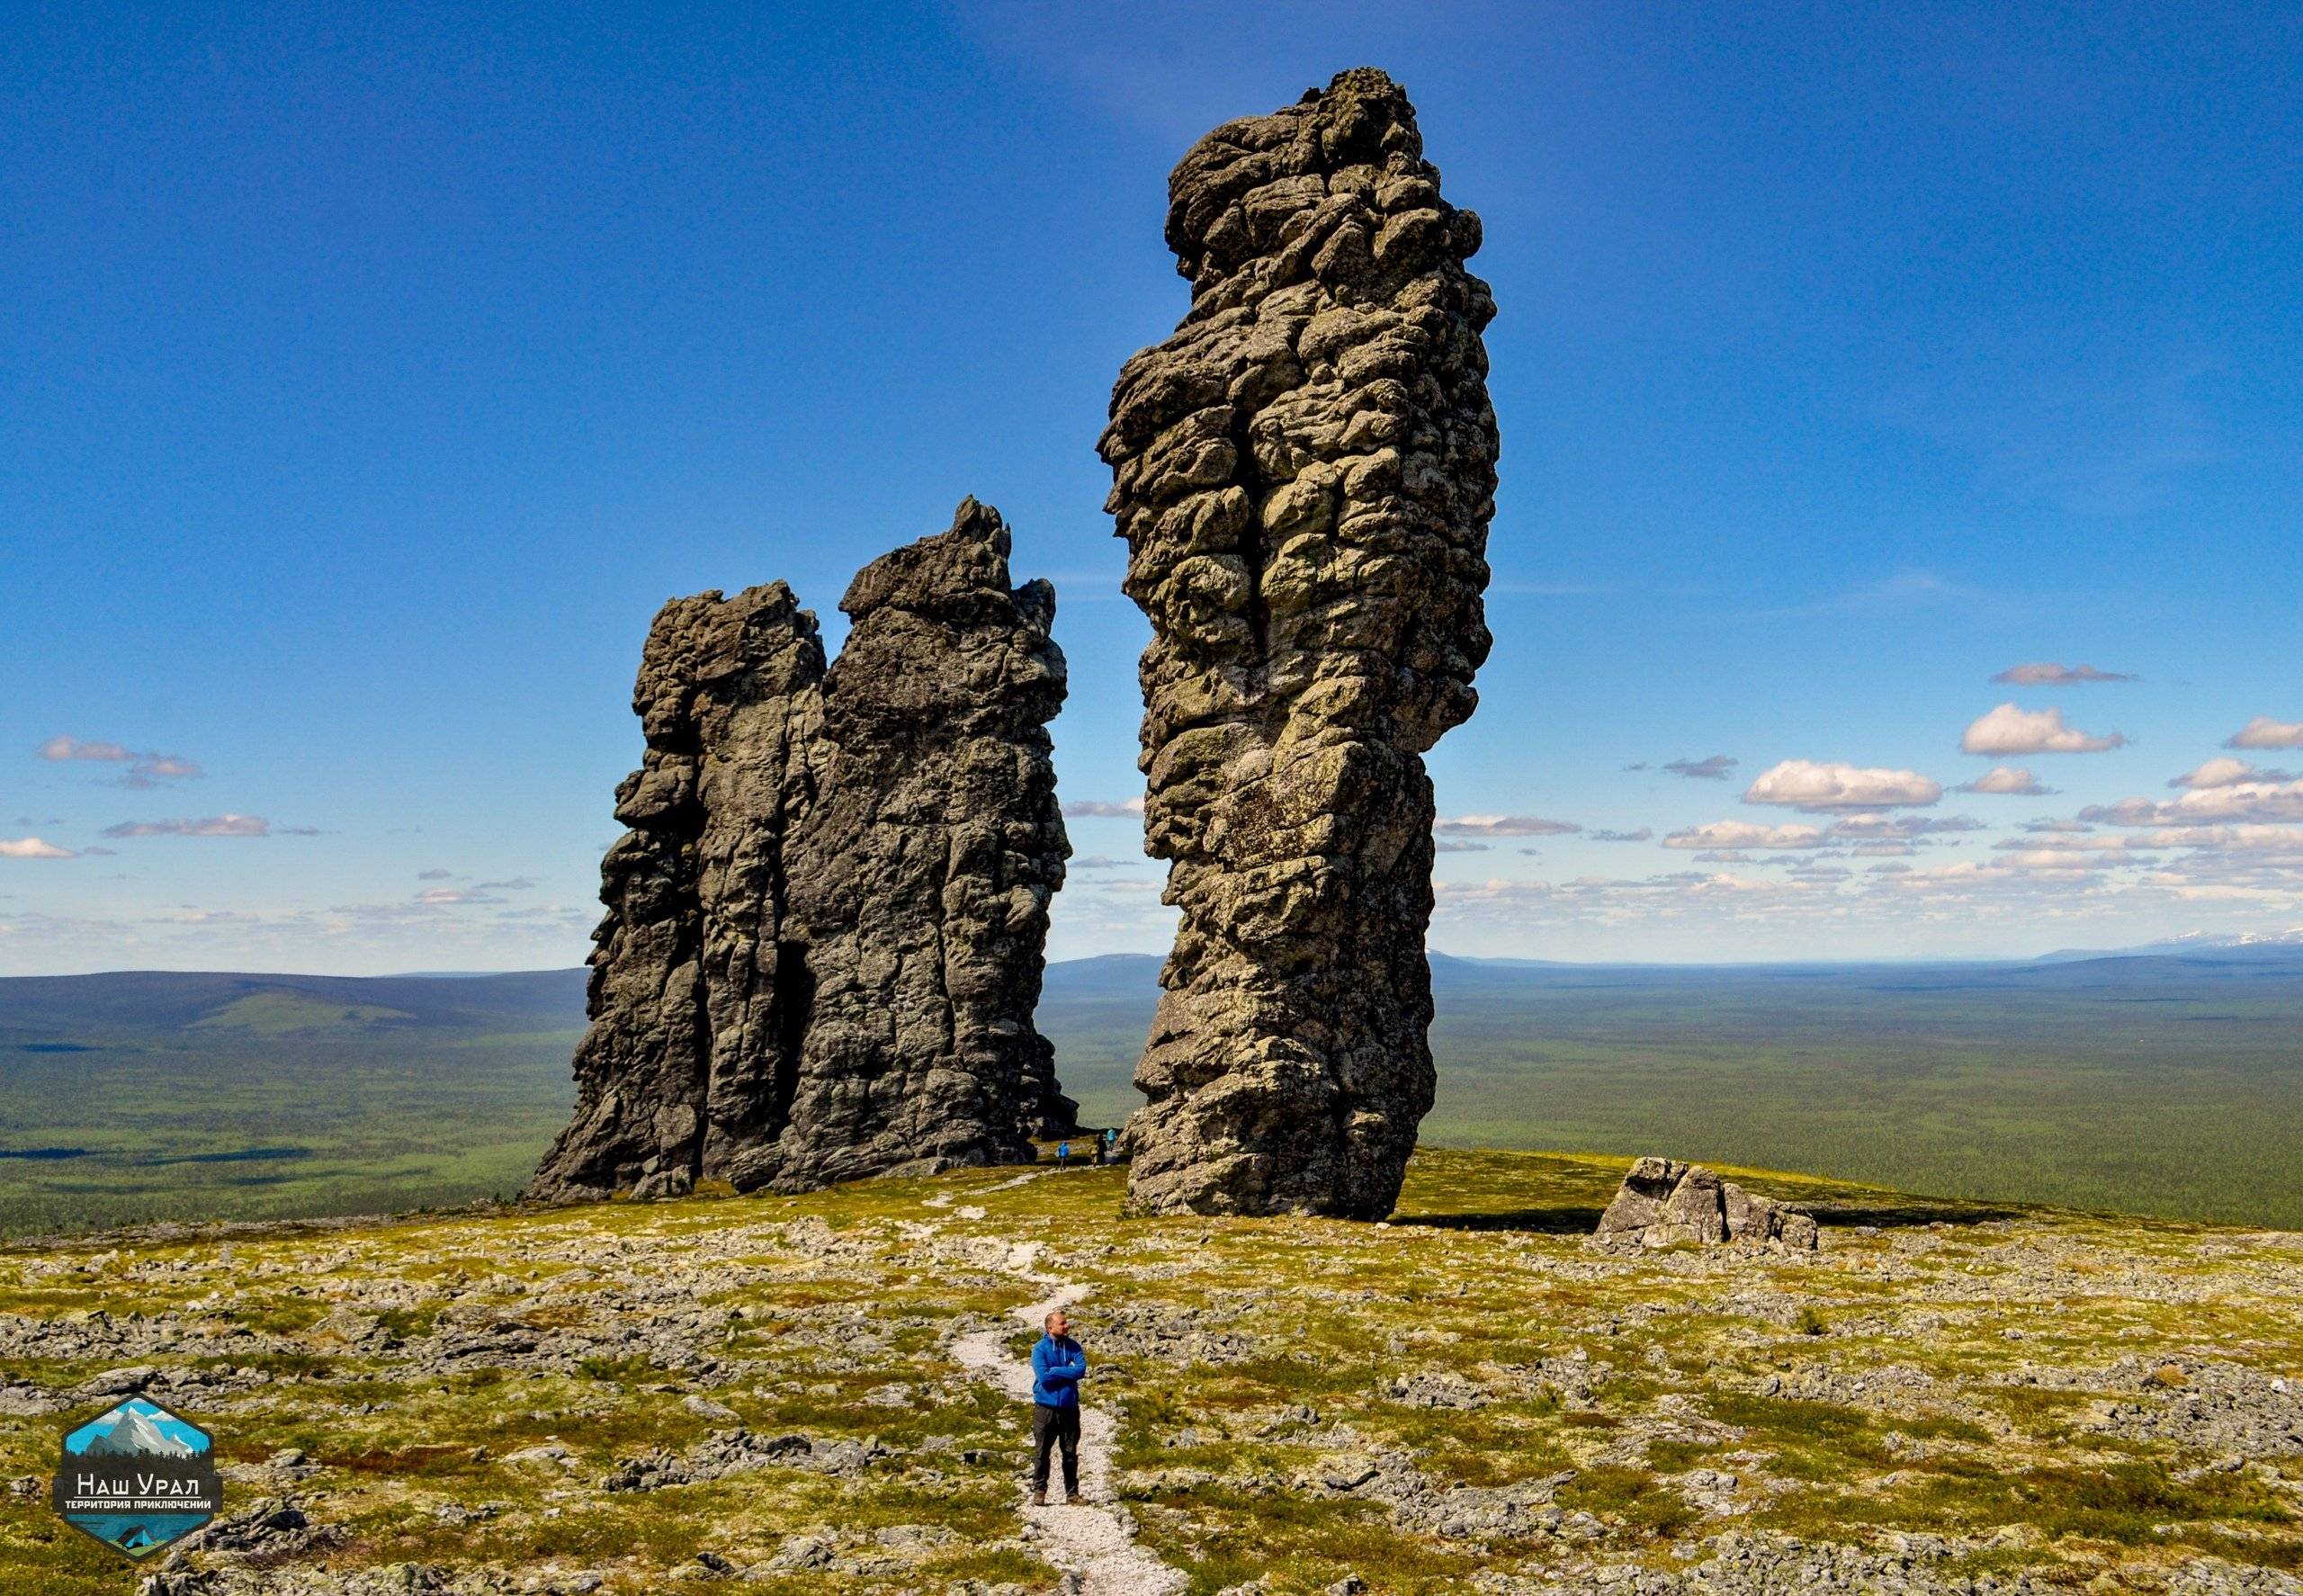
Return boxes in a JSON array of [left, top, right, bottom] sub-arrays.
[[0, 968, 586, 1042], [2034, 928, 2303, 964], [1, 950, 2299, 1232]]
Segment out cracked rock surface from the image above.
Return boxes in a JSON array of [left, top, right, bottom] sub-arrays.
[[531, 498, 1073, 1201], [1102, 67, 1501, 1221], [1594, 1158, 1821, 1252]]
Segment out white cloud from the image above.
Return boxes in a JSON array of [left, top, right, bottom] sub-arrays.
[[2227, 716, 2303, 750], [39, 735, 205, 786], [1743, 759, 1943, 811], [2173, 757, 2293, 790], [1990, 662, 2137, 686], [1662, 820, 1827, 851], [102, 813, 273, 838], [1588, 829, 1653, 843], [1661, 756, 1737, 781], [0, 837, 76, 859], [1435, 814, 1582, 838], [2081, 779, 2303, 828], [40, 736, 130, 761], [1062, 796, 1144, 818], [1958, 766, 2055, 796], [1824, 814, 1980, 839], [1960, 703, 2127, 756]]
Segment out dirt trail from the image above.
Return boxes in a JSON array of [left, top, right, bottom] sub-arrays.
[[947, 1234, 1185, 1596]]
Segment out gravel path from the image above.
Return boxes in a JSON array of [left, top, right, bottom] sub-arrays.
[[949, 1234, 1186, 1596]]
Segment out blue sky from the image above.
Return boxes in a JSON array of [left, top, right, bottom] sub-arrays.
[[4, 2, 2299, 973]]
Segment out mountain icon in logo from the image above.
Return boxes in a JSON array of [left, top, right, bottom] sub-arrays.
[[52, 1398, 221, 1557], [73, 1402, 201, 1459]]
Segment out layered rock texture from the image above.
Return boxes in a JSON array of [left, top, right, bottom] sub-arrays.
[[1100, 68, 1501, 1218], [1593, 1158, 1821, 1251], [530, 499, 1074, 1201]]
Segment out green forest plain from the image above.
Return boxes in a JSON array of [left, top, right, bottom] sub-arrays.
[[0, 950, 2296, 1236]]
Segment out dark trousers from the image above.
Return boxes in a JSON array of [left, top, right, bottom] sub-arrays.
[[1031, 1401, 1080, 1495]]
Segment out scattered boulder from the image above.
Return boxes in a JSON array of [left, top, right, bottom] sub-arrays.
[[1594, 1158, 1819, 1251], [530, 499, 1074, 1201], [1104, 67, 1501, 1220]]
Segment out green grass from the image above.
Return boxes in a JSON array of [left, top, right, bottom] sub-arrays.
[[3, 955, 2301, 1237], [1043, 955, 2303, 1229]]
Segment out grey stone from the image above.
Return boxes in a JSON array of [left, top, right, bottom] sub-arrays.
[[1103, 67, 1499, 1220], [531, 499, 1072, 1201], [1593, 1160, 1819, 1251]]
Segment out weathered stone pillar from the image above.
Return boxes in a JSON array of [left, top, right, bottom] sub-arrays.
[[724, 499, 1076, 1192], [530, 499, 1073, 1201], [1101, 68, 1499, 1218]]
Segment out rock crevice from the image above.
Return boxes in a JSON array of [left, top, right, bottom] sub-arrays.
[[1101, 67, 1500, 1218], [531, 498, 1073, 1201]]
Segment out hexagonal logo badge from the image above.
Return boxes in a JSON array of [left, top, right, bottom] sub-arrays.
[[50, 1397, 222, 1558]]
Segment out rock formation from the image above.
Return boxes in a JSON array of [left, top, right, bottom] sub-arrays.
[[1099, 67, 1500, 1218], [1592, 1158, 1820, 1251], [530, 499, 1074, 1201]]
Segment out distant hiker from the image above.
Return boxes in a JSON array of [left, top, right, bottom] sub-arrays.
[[1057, 1139, 1071, 1168], [1104, 1126, 1118, 1162], [1091, 1133, 1106, 1166], [1029, 1307, 1086, 1506]]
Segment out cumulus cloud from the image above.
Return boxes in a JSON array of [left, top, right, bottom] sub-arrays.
[[2173, 757, 2294, 790], [101, 813, 274, 839], [1062, 796, 1144, 818], [2227, 716, 2303, 750], [1434, 814, 1582, 838], [1958, 766, 2056, 796], [39, 735, 206, 787], [40, 736, 130, 761], [1588, 829, 1653, 843], [1990, 662, 2137, 686], [1743, 759, 1943, 811], [1662, 820, 1828, 851], [1661, 756, 1738, 781], [0, 837, 76, 859], [1960, 703, 2127, 756], [2081, 779, 2303, 828], [1824, 814, 1985, 840]]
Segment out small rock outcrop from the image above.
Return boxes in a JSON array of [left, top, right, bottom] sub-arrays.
[[1100, 67, 1500, 1218], [1593, 1158, 1820, 1251], [531, 499, 1073, 1202]]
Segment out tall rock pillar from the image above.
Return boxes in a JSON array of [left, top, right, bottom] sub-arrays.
[[723, 498, 1075, 1192], [1100, 68, 1500, 1218], [530, 499, 1073, 1201]]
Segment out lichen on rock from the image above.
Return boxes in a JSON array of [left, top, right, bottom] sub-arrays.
[[530, 498, 1073, 1201], [1100, 67, 1501, 1219], [1592, 1157, 1821, 1251]]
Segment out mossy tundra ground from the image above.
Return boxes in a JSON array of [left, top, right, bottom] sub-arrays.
[[0, 1150, 2294, 1594]]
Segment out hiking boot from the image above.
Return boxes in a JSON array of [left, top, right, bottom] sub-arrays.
[[1030, 1489, 1047, 1508]]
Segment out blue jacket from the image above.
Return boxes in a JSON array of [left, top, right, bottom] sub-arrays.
[[1030, 1333, 1086, 1408]]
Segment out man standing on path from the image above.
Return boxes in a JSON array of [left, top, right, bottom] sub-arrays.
[[1029, 1307, 1086, 1506]]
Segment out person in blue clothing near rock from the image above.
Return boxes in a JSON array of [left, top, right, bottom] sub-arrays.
[[1028, 1306, 1086, 1506]]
